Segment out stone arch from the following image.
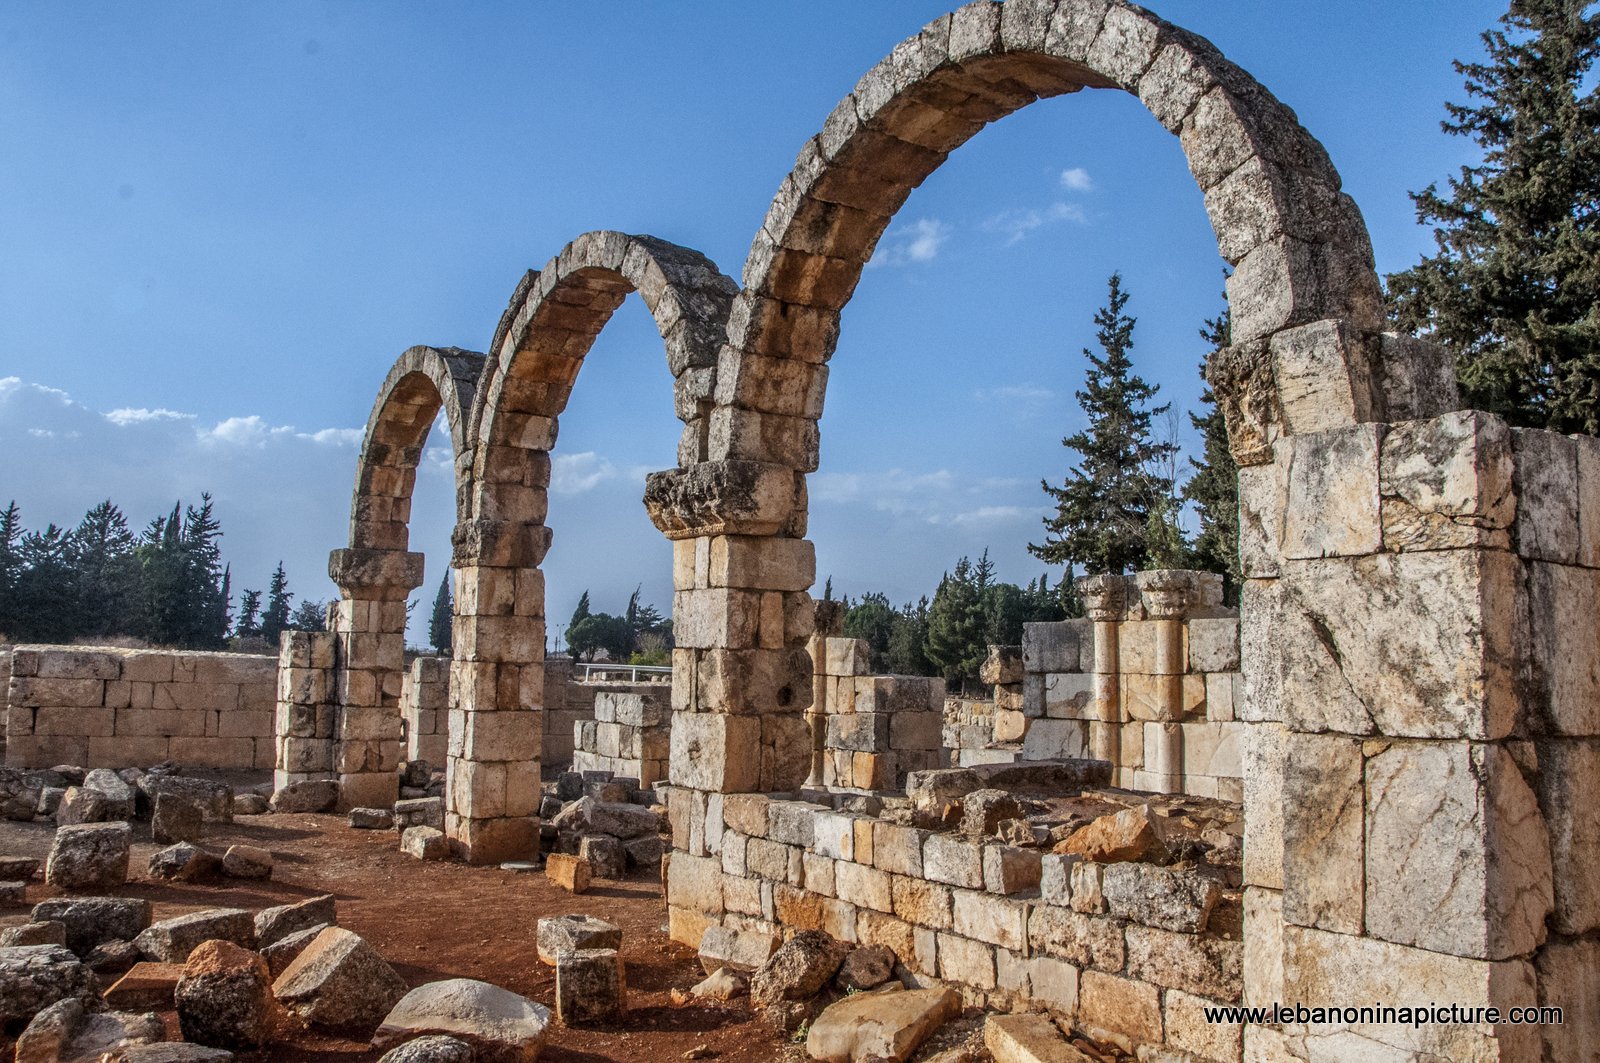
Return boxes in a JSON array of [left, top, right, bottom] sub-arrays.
[[279, 345, 485, 812], [446, 231, 737, 863]]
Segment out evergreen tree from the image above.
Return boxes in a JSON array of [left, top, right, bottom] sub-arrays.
[[290, 599, 327, 632], [429, 573, 453, 655], [136, 503, 187, 645], [1387, 0, 1600, 434], [979, 581, 1028, 648], [1185, 300, 1241, 597], [843, 592, 897, 671], [69, 501, 139, 637], [925, 557, 988, 689], [179, 494, 229, 647], [13, 525, 78, 642], [569, 590, 591, 633], [0, 501, 24, 635], [1031, 273, 1178, 575], [886, 597, 933, 676], [235, 589, 263, 640], [261, 563, 293, 644]]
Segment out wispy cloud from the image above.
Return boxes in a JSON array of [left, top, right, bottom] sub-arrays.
[[975, 384, 1055, 404], [983, 202, 1088, 245], [867, 218, 950, 268], [106, 407, 194, 426], [1060, 166, 1093, 191], [551, 451, 617, 494], [811, 467, 1046, 530]]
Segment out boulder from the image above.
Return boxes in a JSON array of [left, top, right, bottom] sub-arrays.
[[13, 996, 164, 1063], [261, 924, 329, 978], [83, 768, 136, 820], [232, 793, 269, 816], [37, 787, 66, 819], [374, 979, 551, 1063], [174, 940, 275, 1049], [555, 772, 584, 802], [1, 921, 67, 948], [623, 836, 664, 868], [535, 915, 621, 966], [401, 826, 449, 861], [378, 1034, 476, 1063], [0, 943, 100, 1029], [555, 948, 625, 1025], [544, 853, 591, 894], [152, 793, 204, 845], [349, 807, 394, 830], [1057, 804, 1163, 863], [46, 822, 132, 889], [148, 842, 221, 882], [393, 797, 445, 830], [1, 767, 46, 821], [87, 939, 142, 973], [0, 879, 28, 904], [268, 779, 338, 814], [806, 987, 961, 1063], [104, 962, 185, 1010], [749, 931, 850, 1007], [32, 897, 151, 956], [549, 797, 662, 840], [56, 785, 116, 826], [135, 909, 255, 963], [835, 944, 897, 992], [138, 777, 233, 823], [689, 967, 748, 1001], [220, 845, 272, 879], [255, 894, 337, 948], [400, 760, 432, 790], [271, 926, 407, 1035], [104, 1046, 236, 1062]]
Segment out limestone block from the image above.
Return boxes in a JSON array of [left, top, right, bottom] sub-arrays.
[[544, 852, 591, 894], [555, 948, 625, 1025], [1041, 673, 1094, 720], [1534, 936, 1600, 1063], [984, 1013, 1093, 1063], [891, 875, 952, 930], [1527, 561, 1600, 735], [889, 710, 942, 751], [952, 889, 1027, 951], [981, 845, 1041, 896], [706, 535, 815, 591], [1077, 969, 1162, 1053], [1022, 620, 1088, 674], [1026, 906, 1123, 971], [935, 932, 995, 990], [922, 833, 983, 889], [1282, 732, 1364, 935], [1379, 410, 1513, 552], [808, 986, 960, 1063], [1242, 722, 1287, 890], [835, 861, 892, 913], [1283, 925, 1538, 1061], [1237, 453, 1287, 578], [1124, 924, 1242, 1001], [1282, 423, 1382, 559], [1513, 427, 1580, 563], [1535, 740, 1600, 934], [1205, 672, 1239, 723], [1102, 863, 1221, 934], [1576, 433, 1600, 568], [1268, 320, 1378, 435], [1243, 887, 1284, 1009], [46, 822, 130, 889], [872, 823, 927, 878], [1019, 718, 1088, 762], [1270, 552, 1524, 739], [669, 713, 760, 793], [823, 637, 871, 677], [1186, 616, 1240, 673], [1364, 741, 1551, 961], [1164, 987, 1244, 1063]]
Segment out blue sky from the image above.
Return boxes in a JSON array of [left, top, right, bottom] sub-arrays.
[[0, 1, 1504, 646]]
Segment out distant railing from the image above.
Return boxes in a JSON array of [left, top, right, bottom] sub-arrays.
[[574, 662, 672, 683]]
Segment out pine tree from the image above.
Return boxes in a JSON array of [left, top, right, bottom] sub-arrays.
[[14, 525, 78, 642], [0, 501, 24, 636], [429, 573, 453, 655], [261, 563, 293, 644], [886, 596, 932, 676], [290, 599, 327, 632], [235, 589, 263, 639], [70, 501, 140, 637], [137, 503, 187, 645], [1387, 0, 1600, 434], [925, 557, 988, 689], [1031, 273, 1178, 575], [1186, 300, 1241, 597], [843, 592, 897, 672], [179, 494, 229, 647]]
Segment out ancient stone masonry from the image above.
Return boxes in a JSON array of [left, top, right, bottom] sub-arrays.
[[811, 636, 945, 791], [5, 647, 276, 770], [399, 656, 449, 767], [572, 688, 672, 787]]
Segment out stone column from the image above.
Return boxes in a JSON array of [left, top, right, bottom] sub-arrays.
[[273, 630, 338, 793], [1078, 573, 1126, 784], [806, 600, 846, 786], [1134, 569, 1190, 794]]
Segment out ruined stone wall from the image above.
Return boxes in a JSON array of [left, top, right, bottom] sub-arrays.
[[572, 687, 671, 786], [5, 645, 276, 769], [400, 656, 449, 766], [813, 637, 945, 791]]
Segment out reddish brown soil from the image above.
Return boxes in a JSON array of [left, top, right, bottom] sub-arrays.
[[0, 811, 797, 1063]]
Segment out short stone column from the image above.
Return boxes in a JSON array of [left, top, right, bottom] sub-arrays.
[[1078, 573, 1125, 781], [1134, 569, 1190, 793], [274, 630, 338, 792]]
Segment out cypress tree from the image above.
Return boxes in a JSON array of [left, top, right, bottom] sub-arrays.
[[0, 501, 23, 636], [1387, 0, 1600, 434], [1185, 301, 1241, 598], [429, 573, 453, 655], [261, 563, 293, 644], [1030, 273, 1178, 575]]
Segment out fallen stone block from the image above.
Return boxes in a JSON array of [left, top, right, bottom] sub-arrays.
[[536, 915, 621, 966], [261, 924, 329, 978], [578, 834, 625, 878], [555, 948, 625, 1025], [32, 896, 151, 956], [272, 925, 406, 1035], [104, 1044, 237, 1062], [0, 855, 42, 880], [0, 920, 66, 948], [84, 768, 136, 820], [153, 792, 204, 845], [1057, 805, 1163, 863], [393, 797, 445, 831], [148, 842, 222, 883], [835, 943, 896, 991], [377, 1034, 476, 1063], [549, 796, 662, 840], [14, 996, 164, 1062], [57, 785, 117, 826], [104, 961, 185, 1010], [961, 789, 1023, 838], [135, 908, 255, 963], [220, 845, 273, 879], [0, 879, 26, 905], [0, 943, 101, 1029], [749, 930, 850, 1007], [689, 967, 748, 1000], [806, 986, 961, 1063], [349, 807, 395, 830], [373, 978, 552, 1063], [232, 793, 268, 816], [175, 940, 274, 1050], [139, 776, 233, 823], [255, 894, 337, 948], [544, 853, 591, 894], [623, 835, 664, 868], [402, 826, 450, 861], [87, 939, 142, 973], [268, 779, 338, 814], [47, 822, 132, 889], [698, 925, 779, 975], [984, 1012, 1096, 1063], [555, 772, 584, 802]]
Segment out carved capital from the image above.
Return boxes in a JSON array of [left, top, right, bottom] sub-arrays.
[[1076, 573, 1129, 623], [643, 460, 797, 540], [328, 547, 425, 599], [1206, 340, 1282, 467]]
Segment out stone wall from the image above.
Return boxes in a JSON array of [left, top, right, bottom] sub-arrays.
[[812, 636, 945, 791], [4, 645, 276, 769], [400, 656, 449, 766], [572, 687, 671, 786]]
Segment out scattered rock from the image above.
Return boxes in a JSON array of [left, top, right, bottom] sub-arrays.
[[349, 807, 394, 830], [255, 894, 337, 949], [174, 940, 275, 1049], [749, 931, 850, 1007], [104, 1045, 236, 1062], [272, 926, 407, 1035], [807, 987, 961, 1063], [393, 797, 444, 831], [87, 939, 143, 973], [0, 879, 27, 905], [37, 787, 67, 819], [961, 789, 1022, 838], [135, 909, 255, 963], [153, 793, 205, 845], [261, 924, 329, 978], [698, 925, 778, 975], [535, 915, 621, 966], [984, 1013, 1095, 1063], [0, 855, 42, 880], [47, 822, 132, 889], [578, 834, 625, 878], [84, 768, 137, 820], [401, 826, 449, 861], [555, 948, 625, 1025], [1057, 805, 1163, 863], [57, 785, 117, 826], [148, 843, 221, 883], [374, 978, 553, 1063], [623, 835, 664, 868], [1, 921, 66, 948], [0, 943, 101, 1029], [549, 797, 662, 840], [14, 996, 164, 1063], [104, 962, 185, 1010], [232, 794, 269, 817], [269, 780, 338, 814], [1100, 863, 1222, 933], [220, 845, 272, 879], [689, 967, 747, 1001], [544, 853, 591, 894], [32, 897, 151, 956], [139, 777, 233, 823], [835, 944, 896, 992], [555, 773, 584, 802], [764, 999, 818, 1037], [377, 1034, 476, 1063]]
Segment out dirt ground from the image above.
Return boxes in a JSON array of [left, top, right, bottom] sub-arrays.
[[0, 798, 806, 1063]]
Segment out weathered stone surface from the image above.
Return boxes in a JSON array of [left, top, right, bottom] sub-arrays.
[[984, 1012, 1095, 1063], [47, 822, 131, 889], [1100, 863, 1222, 933], [349, 807, 394, 830], [1026, 906, 1124, 971], [105, 1043, 235, 1062], [835, 943, 896, 991], [1379, 410, 1513, 551], [393, 797, 445, 830], [1057, 805, 1161, 863], [14, 996, 164, 1063], [140, 776, 233, 823], [147, 842, 221, 883], [269, 779, 338, 814], [255, 895, 337, 949], [174, 940, 274, 1050], [749, 930, 849, 1006], [544, 852, 591, 893], [536, 915, 622, 966], [374, 978, 552, 1063], [578, 834, 626, 878], [87, 938, 142, 973], [104, 961, 185, 1010], [402, 826, 449, 861], [221, 845, 273, 879], [0, 855, 43, 880], [151, 793, 203, 846], [376, 1034, 475, 1063], [0, 943, 100, 1029], [960, 789, 1022, 838], [979, 646, 1024, 687], [261, 924, 328, 978], [273, 926, 406, 1035], [689, 966, 748, 1000], [1, 921, 67, 948], [1076, 969, 1161, 1053], [232, 794, 268, 816], [698, 924, 778, 974], [555, 947, 625, 1025], [806, 986, 960, 1063], [135, 908, 255, 963], [1124, 924, 1243, 1000], [549, 796, 661, 840], [1282, 423, 1382, 558], [32, 897, 151, 957], [1281, 731, 1364, 935]]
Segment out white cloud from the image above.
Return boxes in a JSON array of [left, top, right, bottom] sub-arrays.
[[106, 407, 194, 426], [868, 218, 950, 268], [303, 427, 364, 447], [983, 201, 1088, 245], [1060, 166, 1093, 191], [975, 384, 1055, 404], [935, 504, 1038, 528], [551, 451, 617, 494]]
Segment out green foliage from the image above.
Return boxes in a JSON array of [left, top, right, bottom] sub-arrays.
[[290, 599, 327, 632], [569, 590, 591, 631], [0, 501, 22, 635], [1387, 0, 1600, 434], [70, 501, 140, 637], [567, 612, 635, 662], [1185, 300, 1241, 600], [260, 562, 293, 645], [843, 592, 897, 671], [925, 556, 989, 689], [234, 588, 262, 640], [429, 573, 453, 655], [885, 596, 932, 676], [565, 589, 672, 662], [1031, 273, 1181, 575]]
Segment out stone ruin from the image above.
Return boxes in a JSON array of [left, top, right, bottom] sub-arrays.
[[4, 2, 1597, 1059]]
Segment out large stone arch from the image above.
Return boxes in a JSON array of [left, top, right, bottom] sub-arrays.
[[276, 345, 485, 811], [446, 230, 737, 863]]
